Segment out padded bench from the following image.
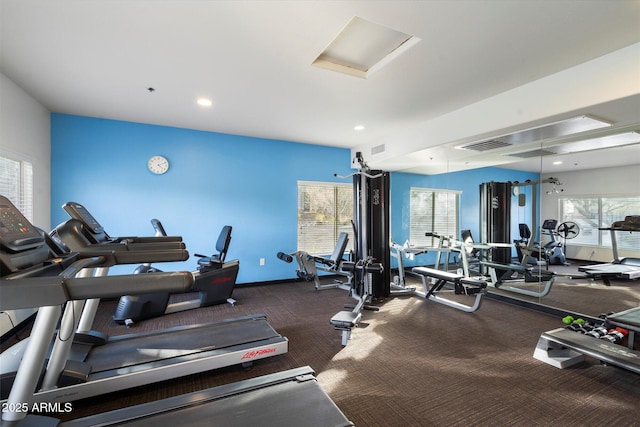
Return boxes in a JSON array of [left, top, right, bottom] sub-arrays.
[[330, 311, 363, 346], [480, 260, 555, 297], [411, 267, 487, 312], [533, 327, 640, 374]]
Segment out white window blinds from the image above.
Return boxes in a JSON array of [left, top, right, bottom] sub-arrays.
[[0, 155, 33, 222], [297, 181, 353, 255], [409, 187, 460, 246]]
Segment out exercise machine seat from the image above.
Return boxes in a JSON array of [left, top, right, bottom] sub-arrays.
[[313, 231, 349, 271], [460, 229, 479, 259], [519, 223, 532, 240], [198, 225, 232, 269]]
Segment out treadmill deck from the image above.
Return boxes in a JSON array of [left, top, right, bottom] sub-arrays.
[[61, 367, 354, 427]]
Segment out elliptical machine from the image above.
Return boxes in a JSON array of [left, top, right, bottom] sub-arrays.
[[114, 218, 239, 326]]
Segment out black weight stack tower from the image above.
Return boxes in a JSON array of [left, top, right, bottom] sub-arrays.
[[479, 181, 512, 265]]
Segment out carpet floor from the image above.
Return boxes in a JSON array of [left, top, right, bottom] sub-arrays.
[[49, 272, 639, 426]]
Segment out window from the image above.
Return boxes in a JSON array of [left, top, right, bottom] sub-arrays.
[[409, 187, 460, 246], [560, 196, 640, 250], [0, 155, 33, 221], [297, 181, 353, 255]]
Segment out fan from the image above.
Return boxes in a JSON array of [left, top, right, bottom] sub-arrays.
[[557, 221, 580, 240]]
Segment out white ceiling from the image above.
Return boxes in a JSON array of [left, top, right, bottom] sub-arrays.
[[1, 0, 639, 174]]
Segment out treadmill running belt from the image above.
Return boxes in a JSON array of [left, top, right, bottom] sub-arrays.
[[60, 367, 354, 427], [87, 316, 279, 373], [117, 379, 353, 427]]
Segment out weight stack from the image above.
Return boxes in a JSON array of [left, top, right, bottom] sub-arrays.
[[480, 181, 512, 265]]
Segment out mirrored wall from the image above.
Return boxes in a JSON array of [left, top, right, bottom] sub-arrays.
[[483, 140, 640, 319]]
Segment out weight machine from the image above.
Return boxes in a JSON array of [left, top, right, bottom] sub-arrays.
[[478, 179, 563, 298], [277, 231, 353, 291], [329, 152, 386, 345]]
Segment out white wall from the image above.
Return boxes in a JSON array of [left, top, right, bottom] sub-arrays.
[[1, 72, 51, 228], [0, 72, 51, 335], [542, 164, 640, 262]]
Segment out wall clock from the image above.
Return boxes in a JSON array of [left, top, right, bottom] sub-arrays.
[[147, 155, 169, 175]]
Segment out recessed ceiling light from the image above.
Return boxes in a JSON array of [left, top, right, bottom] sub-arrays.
[[354, 125, 365, 131], [553, 161, 563, 165], [197, 98, 212, 107]]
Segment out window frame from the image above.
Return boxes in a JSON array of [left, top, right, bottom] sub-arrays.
[[297, 180, 354, 256], [0, 154, 34, 222], [559, 194, 640, 250], [409, 187, 461, 247]]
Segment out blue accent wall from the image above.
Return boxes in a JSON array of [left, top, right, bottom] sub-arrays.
[[51, 113, 540, 281], [51, 114, 353, 282]]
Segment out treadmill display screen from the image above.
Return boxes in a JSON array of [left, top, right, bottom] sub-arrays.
[[0, 196, 42, 249], [63, 202, 104, 234]]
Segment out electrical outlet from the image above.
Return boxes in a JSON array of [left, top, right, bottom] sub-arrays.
[[260, 258, 265, 266]]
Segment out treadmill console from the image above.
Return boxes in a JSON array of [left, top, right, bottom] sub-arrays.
[[0, 195, 43, 251], [63, 202, 104, 234], [611, 215, 640, 231], [0, 195, 69, 274]]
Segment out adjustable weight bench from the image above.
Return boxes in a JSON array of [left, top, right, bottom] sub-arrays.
[[411, 267, 487, 312], [277, 232, 353, 291]]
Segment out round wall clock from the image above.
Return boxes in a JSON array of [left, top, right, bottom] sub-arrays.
[[147, 155, 169, 175]]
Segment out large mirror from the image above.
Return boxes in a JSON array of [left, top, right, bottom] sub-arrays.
[[389, 94, 640, 321], [479, 120, 640, 320]]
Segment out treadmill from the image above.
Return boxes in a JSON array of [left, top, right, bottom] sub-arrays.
[[0, 196, 193, 426], [61, 366, 354, 427], [7, 201, 288, 406], [1, 197, 352, 427], [578, 215, 640, 285]]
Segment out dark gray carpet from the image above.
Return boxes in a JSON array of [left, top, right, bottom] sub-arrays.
[[51, 276, 640, 426]]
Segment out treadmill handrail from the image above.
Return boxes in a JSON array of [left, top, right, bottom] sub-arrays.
[[66, 271, 193, 301], [1, 262, 194, 311], [53, 219, 187, 252], [72, 247, 190, 266], [52, 219, 190, 265]]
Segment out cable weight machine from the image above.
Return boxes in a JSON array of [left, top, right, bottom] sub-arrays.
[[330, 152, 389, 345], [347, 152, 391, 299]]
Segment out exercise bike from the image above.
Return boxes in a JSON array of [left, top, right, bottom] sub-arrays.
[[516, 219, 580, 268], [541, 219, 580, 266], [113, 219, 239, 326]]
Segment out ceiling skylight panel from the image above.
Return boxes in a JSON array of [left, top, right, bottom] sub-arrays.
[[313, 16, 420, 78]]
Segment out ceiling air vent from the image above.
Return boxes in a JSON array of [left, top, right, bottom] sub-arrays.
[[458, 139, 512, 152], [455, 116, 611, 152], [371, 144, 386, 155]]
